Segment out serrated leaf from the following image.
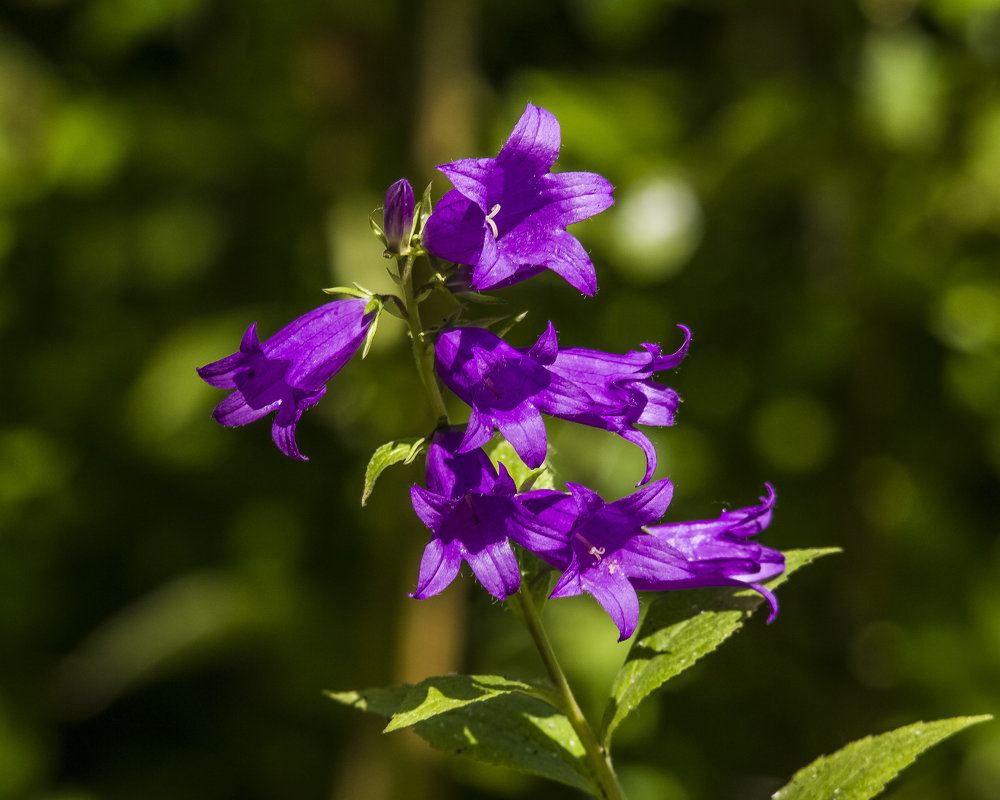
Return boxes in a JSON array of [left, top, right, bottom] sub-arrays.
[[771, 715, 991, 800], [327, 678, 591, 793], [362, 437, 426, 505], [381, 673, 553, 731], [601, 548, 839, 745]]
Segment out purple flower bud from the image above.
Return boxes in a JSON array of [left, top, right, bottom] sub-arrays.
[[383, 178, 415, 255], [197, 299, 373, 460], [423, 104, 614, 294]]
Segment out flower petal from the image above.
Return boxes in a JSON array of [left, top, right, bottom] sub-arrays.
[[496, 104, 561, 175], [541, 170, 616, 227], [466, 539, 522, 600], [411, 537, 463, 599], [584, 566, 641, 642]]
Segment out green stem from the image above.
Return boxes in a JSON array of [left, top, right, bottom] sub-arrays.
[[510, 584, 627, 800], [399, 254, 450, 425]]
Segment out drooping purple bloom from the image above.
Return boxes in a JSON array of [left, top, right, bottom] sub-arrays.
[[641, 483, 785, 621], [409, 429, 521, 600], [197, 299, 373, 460], [511, 482, 784, 641], [434, 322, 688, 481], [383, 178, 415, 255], [433, 324, 593, 469], [422, 103, 614, 295], [513, 479, 693, 641], [535, 324, 691, 485]]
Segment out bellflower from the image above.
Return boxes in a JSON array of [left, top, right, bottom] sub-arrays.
[[383, 178, 415, 255], [641, 484, 785, 621], [536, 324, 691, 484], [436, 322, 689, 481], [434, 324, 593, 469], [410, 429, 521, 601], [197, 299, 373, 460], [512, 479, 693, 641], [422, 103, 614, 295]]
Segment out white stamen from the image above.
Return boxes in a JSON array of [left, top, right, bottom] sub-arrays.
[[589, 545, 606, 561], [484, 204, 501, 238]]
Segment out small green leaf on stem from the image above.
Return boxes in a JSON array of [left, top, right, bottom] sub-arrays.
[[361, 437, 426, 505]]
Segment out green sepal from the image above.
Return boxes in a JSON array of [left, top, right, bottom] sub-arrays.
[[377, 294, 407, 320], [360, 305, 380, 359], [369, 214, 387, 246], [420, 181, 434, 220], [361, 436, 427, 505], [454, 290, 509, 305], [494, 310, 529, 339], [322, 285, 371, 299], [600, 548, 840, 747], [771, 715, 992, 800], [327, 674, 591, 793], [384, 262, 403, 285]]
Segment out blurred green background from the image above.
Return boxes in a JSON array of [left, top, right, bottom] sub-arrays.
[[2, 0, 1000, 798]]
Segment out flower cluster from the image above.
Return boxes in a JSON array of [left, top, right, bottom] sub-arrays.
[[197, 103, 784, 640]]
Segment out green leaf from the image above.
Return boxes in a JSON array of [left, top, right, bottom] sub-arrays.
[[771, 715, 992, 800], [327, 676, 592, 793], [601, 548, 839, 746], [384, 673, 553, 731], [361, 437, 426, 505], [485, 436, 558, 492]]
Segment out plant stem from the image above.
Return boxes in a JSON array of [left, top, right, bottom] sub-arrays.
[[510, 584, 627, 800], [399, 254, 450, 425]]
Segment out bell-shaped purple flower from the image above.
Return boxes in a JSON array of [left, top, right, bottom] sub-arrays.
[[423, 103, 614, 295], [410, 429, 521, 601], [435, 322, 688, 482], [197, 299, 373, 460], [512, 481, 785, 641], [434, 324, 593, 469], [383, 178, 415, 255], [641, 484, 785, 621], [535, 324, 691, 485], [513, 479, 692, 641]]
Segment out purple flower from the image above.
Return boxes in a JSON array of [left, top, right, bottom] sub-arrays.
[[410, 429, 521, 600], [197, 299, 373, 460], [641, 484, 785, 621], [422, 103, 614, 295], [383, 178, 415, 255], [513, 480, 693, 641], [537, 325, 691, 484], [511, 482, 784, 640], [434, 322, 688, 481], [434, 324, 593, 469]]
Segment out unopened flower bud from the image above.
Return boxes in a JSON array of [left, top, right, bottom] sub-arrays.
[[383, 178, 415, 255]]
